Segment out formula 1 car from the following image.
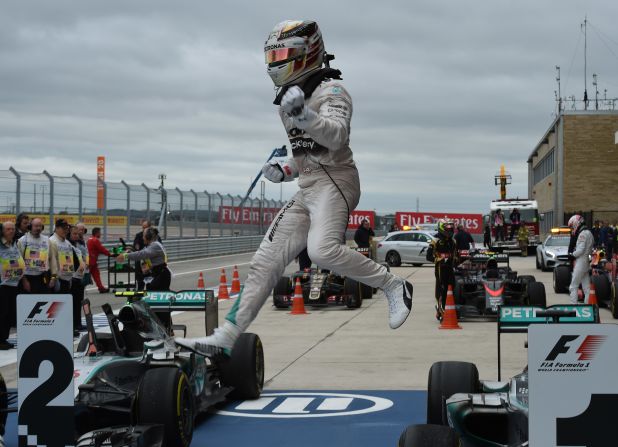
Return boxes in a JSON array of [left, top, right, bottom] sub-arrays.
[[273, 267, 370, 309], [0, 372, 16, 447], [74, 291, 264, 447], [453, 251, 546, 318], [398, 304, 600, 446], [272, 247, 378, 309]]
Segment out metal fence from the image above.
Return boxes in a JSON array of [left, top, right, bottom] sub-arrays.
[[0, 167, 285, 242]]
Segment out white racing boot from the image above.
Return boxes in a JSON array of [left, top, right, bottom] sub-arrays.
[[175, 320, 242, 356], [383, 277, 413, 329]]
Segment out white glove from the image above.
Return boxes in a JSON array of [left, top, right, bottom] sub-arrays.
[[262, 159, 298, 183], [262, 160, 284, 183], [281, 86, 317, 129]]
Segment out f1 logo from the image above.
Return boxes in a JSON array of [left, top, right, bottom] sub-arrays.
[[545, 335, 579, 361], [26, 301, 63, 320], [545, 335, 606, 361]]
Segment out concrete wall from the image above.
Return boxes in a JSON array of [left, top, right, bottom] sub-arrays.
[[562, 113, 618, 220]]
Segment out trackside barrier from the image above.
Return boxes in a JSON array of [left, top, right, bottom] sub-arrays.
[[98, 235, 263, 268]]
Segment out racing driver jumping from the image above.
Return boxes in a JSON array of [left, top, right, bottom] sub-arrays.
[[177, 20, 413, 355]]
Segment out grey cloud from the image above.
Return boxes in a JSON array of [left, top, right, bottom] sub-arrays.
[[1, 0, 617, 214]]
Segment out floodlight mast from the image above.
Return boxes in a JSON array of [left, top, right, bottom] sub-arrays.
[[494, 164, 512, 201]]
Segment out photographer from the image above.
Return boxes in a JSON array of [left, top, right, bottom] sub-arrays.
[[49, 219, 77, 293], [17, 217, 50, 293], [0, 222, 27, 350]]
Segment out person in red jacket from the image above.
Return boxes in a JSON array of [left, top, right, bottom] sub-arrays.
[[87, 227, 111, 293]]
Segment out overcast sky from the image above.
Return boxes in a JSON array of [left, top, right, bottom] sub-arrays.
[[2, 0, 618, 213]]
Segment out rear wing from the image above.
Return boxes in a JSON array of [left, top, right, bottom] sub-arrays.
[[497, 304, 600, 380], [471, 252, 509, 264], [115, 289, 218, 336]]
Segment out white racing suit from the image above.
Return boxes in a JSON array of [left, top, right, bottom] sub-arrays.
[[227, 79, 396, 331], [568, 228, 594, 304]]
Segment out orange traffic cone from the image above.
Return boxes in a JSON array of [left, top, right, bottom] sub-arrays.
[[587, 281, 598, 305], [290, 278, 308, 315], [218, 269, 230, 300], [439, 285, 462, 330], [231, 265, 241, 294], [197, 272, 205, 289]]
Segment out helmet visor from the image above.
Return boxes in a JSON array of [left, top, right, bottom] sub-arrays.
[[265, 47, 303, 65]]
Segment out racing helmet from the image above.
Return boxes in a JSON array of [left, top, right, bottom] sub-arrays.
[[567, 214, 585, 234], [437, 219, 455, 238], [265, 20, 325, 87]]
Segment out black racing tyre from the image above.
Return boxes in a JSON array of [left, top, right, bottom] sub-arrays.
[[427, 361, 479, 425], [361, 282, 373, 299], [386, 251, 402, 267], [219, 333, 264, 400], [398, 424, 461, 447], [273, 276, 292, 297], [611, 281, 618, 319], [519, 275, 536, 285], [591, 274, 610, 306], [344, 277, 363, 308], [535, 252, 541, 270], [137, 367, 194, 447], [553, 265, 571, 294], [453, 282, 463, 305], [273, 276, 293, 308], [0, 373, 7, 436], [527, 281, 547, 307]]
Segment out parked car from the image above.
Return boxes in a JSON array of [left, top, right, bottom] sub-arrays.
[[376, 230, 437, 267], [536, 227, 571, 271]]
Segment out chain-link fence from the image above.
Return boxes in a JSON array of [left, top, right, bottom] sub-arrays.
[[0, 167, 285, 242]]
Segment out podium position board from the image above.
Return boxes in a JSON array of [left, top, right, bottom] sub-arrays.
[[529, 323, 618, 447], [17, 294, 74, 447]]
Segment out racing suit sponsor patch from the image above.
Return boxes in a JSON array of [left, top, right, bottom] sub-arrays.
[[268, 200, 295, 242]]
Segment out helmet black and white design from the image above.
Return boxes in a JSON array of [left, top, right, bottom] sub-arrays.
[[264, 20, 325, 87], [567, 214, 585, 234]]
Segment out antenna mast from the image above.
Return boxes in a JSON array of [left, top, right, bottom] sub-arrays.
[[582, 16, 588, 109], [555, 65, 562, 113]]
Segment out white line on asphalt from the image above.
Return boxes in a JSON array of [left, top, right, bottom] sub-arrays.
[[235, 397, 277, 411], [317, 398, 353, 411], [171, 262, 251, 278], [272, 397, 314, 414], [86, 258, 252, 291]]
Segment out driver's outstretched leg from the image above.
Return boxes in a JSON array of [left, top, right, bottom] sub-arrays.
[[175, 194, 310, 354]]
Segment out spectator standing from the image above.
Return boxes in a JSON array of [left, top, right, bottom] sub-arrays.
[[14, 213, 30, 241], [605, 223, 614, 260], [454, 225, 475, 251], [483, 224, 492, 249], [354, 220, 375, 249], [0, 222, 27, 350], [494, 210, 505, 242], [591, 220, 601, 247], [389, 223, 400, 233], [509, 208, 521, 240], [49, 219, 75, 293], [87, 227, 111, 293], [17, 217, 50, 293], [599, 221, 609, 251], [69, 226, 87, 335]]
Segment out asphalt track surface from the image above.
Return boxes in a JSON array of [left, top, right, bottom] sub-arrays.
[[2, 251, 616, 446]]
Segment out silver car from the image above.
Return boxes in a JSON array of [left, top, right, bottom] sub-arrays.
[[377, 230, 437, 267], [536, 232, 570, 271]]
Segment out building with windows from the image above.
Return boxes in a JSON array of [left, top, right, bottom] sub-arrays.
[[527, 110, 618, 235]]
